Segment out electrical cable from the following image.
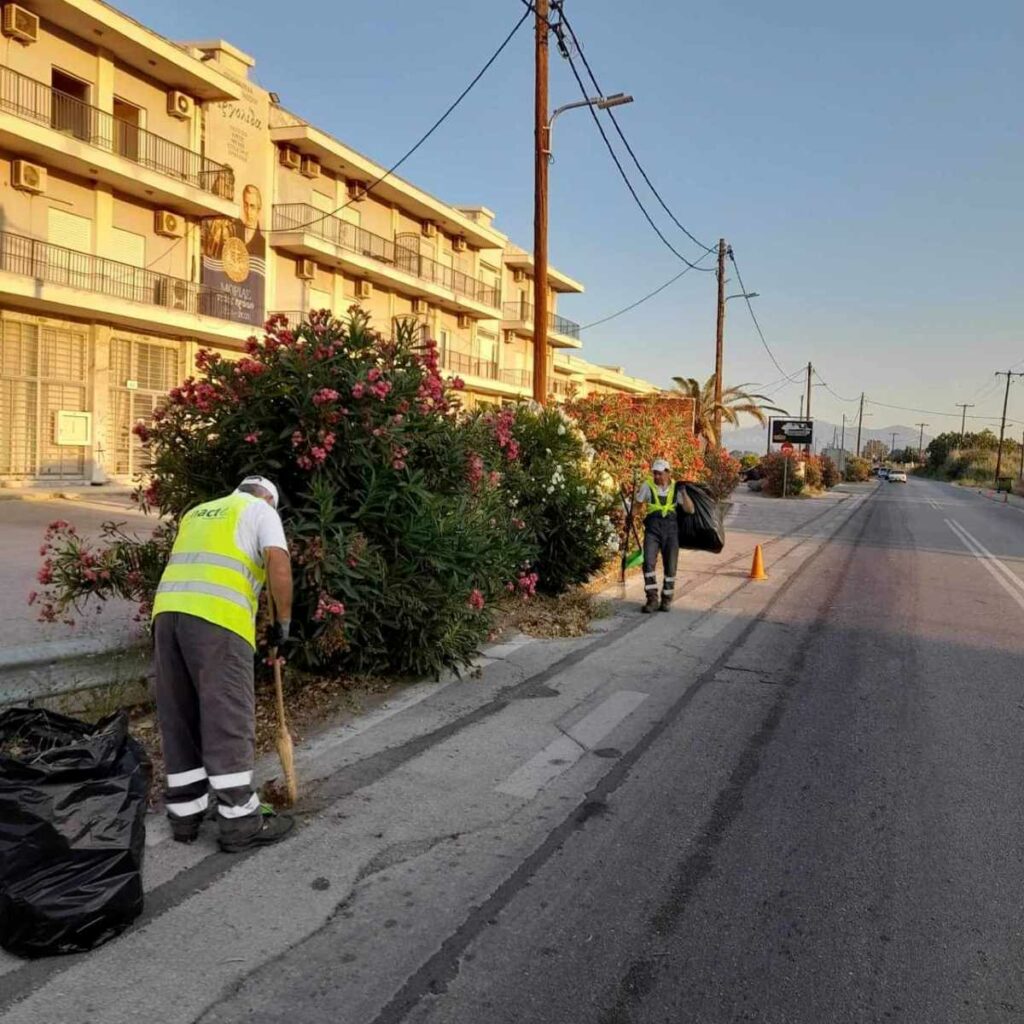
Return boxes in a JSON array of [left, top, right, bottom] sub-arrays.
[[578, 249, 716, 330], [726, 248, 793, 378], [812, 368, 859, 404], [559, 45, 715, 271], [865, 397, 1018, 422], [554, 5, 713, 254], [267, 8, 531, 235]]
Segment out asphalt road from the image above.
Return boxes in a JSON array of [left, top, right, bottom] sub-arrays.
[[393, 477, 1024, 1024], [4, 479, 1023, 1024]]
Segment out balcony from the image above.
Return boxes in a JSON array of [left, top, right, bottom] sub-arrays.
[[0, 230, 253, 344], [441, 350, 498, 381], [272, 204, 501, 316], [0, 65, 236, 217], [501, 299, 582, 349]]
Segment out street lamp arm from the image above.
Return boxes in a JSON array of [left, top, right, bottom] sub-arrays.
[[545, 92, 633, 155], [725, 291, 759, 301]]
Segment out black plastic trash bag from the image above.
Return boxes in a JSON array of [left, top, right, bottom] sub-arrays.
[[677, 482, 726, 554], [0, 707, 150, 958]]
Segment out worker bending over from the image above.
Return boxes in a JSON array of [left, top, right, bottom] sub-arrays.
[[152, 475, 294, 852]]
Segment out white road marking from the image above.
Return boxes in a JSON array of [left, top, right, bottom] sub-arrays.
[[496, 690, 648, 800], [946, 519, 1024, 611]]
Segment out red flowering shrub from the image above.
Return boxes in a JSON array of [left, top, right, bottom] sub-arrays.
[[36, 311, 532, 677], [702, 447, 742, 502], [820, 454, 840, 489], [762, 452, 805, 497], [565, 394, 704, 489]]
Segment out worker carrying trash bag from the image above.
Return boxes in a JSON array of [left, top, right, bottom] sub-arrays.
[[630, 457, 695, 613], [152, 476, 294, 852]]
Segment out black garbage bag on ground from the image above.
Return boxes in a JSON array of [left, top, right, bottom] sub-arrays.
[[677, 482, 726, 554], [0, 707, 150, 958]]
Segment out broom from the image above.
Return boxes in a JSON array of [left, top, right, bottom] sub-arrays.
[[620, 472, 644, 577], [266, 590, 298, 806]]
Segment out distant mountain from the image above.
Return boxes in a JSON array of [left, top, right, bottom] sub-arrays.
[[722, 420, 931, 455]]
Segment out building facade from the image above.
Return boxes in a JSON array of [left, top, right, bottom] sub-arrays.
[[0, 1, 656, 486]]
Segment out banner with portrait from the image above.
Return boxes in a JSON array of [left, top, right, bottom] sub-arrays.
[[201, 78, 270, 326]]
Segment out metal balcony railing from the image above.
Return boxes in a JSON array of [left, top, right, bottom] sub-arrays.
[[0, 230, 247, 323], [501, 300, 581, 340], [440, 350, 499, 380], [272, 204, 501, 309], [498, 368, 533, 389], [0, 65, 234, 199]]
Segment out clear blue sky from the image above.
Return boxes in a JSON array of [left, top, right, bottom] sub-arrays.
[[123, 0, 1023, 437]]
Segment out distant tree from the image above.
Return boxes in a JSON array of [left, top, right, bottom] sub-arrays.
[[862, 439, 889, 463], [893, 447, 919, 464], [739, 453, 760, 469]]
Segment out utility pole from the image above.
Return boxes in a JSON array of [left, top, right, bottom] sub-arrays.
[[840, 413, 846, 472], [713, 238, 727, 443], [955, 402, 974, 447], [993, 371, 1024, 484], [804, 361, 813, 454], [890, 432, 898, 459], [915, 422, 929, 464], [856, 393, 865, 457], [531, 0, 550, 405], [798, 395, 804, 418]]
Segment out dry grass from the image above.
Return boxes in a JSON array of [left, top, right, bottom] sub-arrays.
[[492, 588, 612, 641]]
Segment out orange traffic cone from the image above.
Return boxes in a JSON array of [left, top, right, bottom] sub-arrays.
[[749, 545, 768, 581]]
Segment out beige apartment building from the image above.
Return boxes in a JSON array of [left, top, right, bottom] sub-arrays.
[[0, 0, 656, 486]]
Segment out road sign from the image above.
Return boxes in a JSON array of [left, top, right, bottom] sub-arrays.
[[772, 419, 814, 444], [780, 441, 795, 454]]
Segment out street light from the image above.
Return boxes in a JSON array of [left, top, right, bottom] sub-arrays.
[[725, 292, 758, 301], [534, 90, 633, 404]]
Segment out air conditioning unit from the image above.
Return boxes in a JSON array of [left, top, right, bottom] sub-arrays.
[[300, 156, 321, 179], [155, 277, 190, 311], [513, 269, 526, 283], [421, 221, 437, 239], [2, 4, 38, 44], [296, 258, 316, 280], [503, 329, 516, 344], [154, 210, 184, 238], [355, 280, 372, 300], [166, 90, 193, 120], [346, 180, 368, 202], [411, 298, 428, 315], [12, 159, 46, 194], [452, 236, 467, 254], [457, 314, 471, 330], [279, 146, 301, 170]]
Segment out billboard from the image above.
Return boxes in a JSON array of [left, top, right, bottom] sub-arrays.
[[200, 77, 270, 326], [771, 419, 814, 444]]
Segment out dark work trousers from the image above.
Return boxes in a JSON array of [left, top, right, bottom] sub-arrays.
[[643, 512, 680, 601], [153, 611, 261, 840]]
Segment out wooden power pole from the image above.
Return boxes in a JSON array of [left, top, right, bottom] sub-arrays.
[[532, 0, 550, 405], [856, 392, 865, 457], [915, 422, 929, 464], [955, 402, 974, 447], [993, 371, 1024, 483], [713, 238, 727, 443]]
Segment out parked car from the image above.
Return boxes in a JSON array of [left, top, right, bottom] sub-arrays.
[[877, 467, 889, 479], [888, 470, 908, 483]]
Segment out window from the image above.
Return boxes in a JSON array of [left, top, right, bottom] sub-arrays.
[[47, 210, 92, 289], [107, 228, 146, 301], [50, 69, 91, 141]]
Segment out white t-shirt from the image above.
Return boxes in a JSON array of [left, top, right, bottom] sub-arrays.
[[234, 494, 289, 568]]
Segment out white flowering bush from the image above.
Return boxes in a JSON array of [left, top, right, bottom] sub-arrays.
[[466, 403, 616, 595]]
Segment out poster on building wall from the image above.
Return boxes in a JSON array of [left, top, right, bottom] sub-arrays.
[[200, 78, 270, 326]]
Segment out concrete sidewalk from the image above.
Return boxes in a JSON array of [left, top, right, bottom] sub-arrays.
[[0, 495, 157, 705]]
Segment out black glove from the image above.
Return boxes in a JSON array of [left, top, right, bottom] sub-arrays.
[[269, 619, 291, 649]]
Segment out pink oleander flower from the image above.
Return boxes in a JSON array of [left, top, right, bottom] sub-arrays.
[[467, 589, 485, 612]]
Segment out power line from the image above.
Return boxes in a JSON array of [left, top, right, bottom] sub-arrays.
[[267, 8, 531, 235], [865, 397, 1019, 423], [726, 248, 792, 378], [578, 250, 716, 330], [557, 40, 714, 271], [812, 368, 859, 404], [554, 4, 713, 253]]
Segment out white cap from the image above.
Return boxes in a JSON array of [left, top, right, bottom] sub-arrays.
[[651, 458, 671, 472], [236, 476, 279, 509]]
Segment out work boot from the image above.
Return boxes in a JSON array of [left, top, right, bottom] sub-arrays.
[[169, 812, 203, 844], [641, 592, 659, 614], [659, 593, 673, 612], [218, 807, 295, 854]]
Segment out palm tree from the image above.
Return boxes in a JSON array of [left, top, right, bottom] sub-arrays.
[[671, 374, 787, 449]]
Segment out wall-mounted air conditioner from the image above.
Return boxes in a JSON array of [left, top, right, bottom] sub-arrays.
[[167, 91, 193, 120]]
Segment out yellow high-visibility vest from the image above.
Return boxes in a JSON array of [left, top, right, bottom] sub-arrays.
[[645, 477, 677, 517], [152, 493, 265, 648]]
